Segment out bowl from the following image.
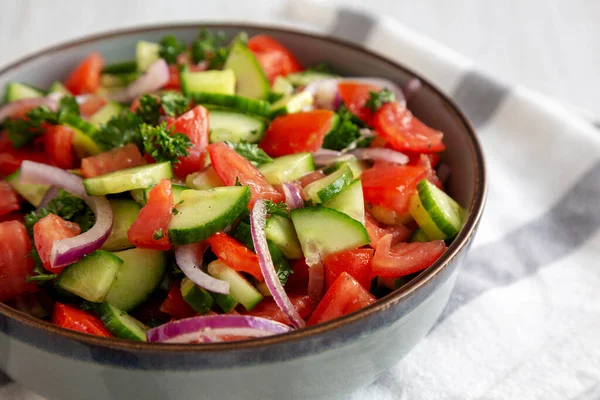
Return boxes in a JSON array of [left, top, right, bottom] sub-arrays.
[[0, 23, 486, 400]]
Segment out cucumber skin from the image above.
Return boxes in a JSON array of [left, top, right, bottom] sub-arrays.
[[83, 162, 173, 196], [415, 179, 465, 239], [181, 278, 215, 314], [98, 303, 148, 341], [190, 93, 271, 118], [305, 166, 354, 203], [212, 292, 238, 313]]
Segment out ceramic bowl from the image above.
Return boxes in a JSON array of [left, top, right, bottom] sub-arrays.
[[0, 23, 486, 400]]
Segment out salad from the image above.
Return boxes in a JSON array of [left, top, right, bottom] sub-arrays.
[[0, 29, 466, 343]]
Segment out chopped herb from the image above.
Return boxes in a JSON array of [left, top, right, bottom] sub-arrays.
[[225, 140, 273, 166], [208, 47, 230, 70], [190, 29, 227, 65], [172, 208, 180, 215], [57, 96, 80, 117], [322, 105, 373, 151], [306, 62, 336, 74], [153, 228, 164, 240], [158, 35, 187, 65], [135, 95, 161, 125], [160, 92, 189, 117], [26, 273, 57, 283], [96, 111, 144, 151], [264, 200, 289, 218], [141, 122, 191, 164], [235, 177, 242, 187], [364, 88, 395, 112], [267, 92, 285, 103]]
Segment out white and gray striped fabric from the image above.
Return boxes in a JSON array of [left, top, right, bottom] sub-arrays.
[[3, 1, 600, 399]]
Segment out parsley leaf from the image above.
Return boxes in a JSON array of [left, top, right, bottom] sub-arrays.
[[141, 122, 191, 164], [153, 229, 164, 240], [26, 273, 57, 283], [57, 96, 80, 117], [160, 92, 189, 117], [96, 111, 144, 151], [322, 105, 373, 151], [135, 95, 161, 125], [306, 62, 336, 74], [264, 201, 290, 218], [190, 29, 226, 64], [364, 88, 395, 112], [225, 141, 273, 166], [158, 35, 187, 65]]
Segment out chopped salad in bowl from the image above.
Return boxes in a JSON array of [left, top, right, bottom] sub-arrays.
[[0, 29, 467, 344]]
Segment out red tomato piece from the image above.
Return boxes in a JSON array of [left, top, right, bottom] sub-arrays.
[[338, 81, 381, 124], [79, 95, 107, 117], [364, 212, 412, 248], [208, 142, 283, 206], [168, 106, 210, 178], [64, 52, 104, 95], [52, 303, 113, 337], [284, 258, 310, 294], [0, 221, 38, 302], [34, 214, 81, 273], [80, 143, 146, 178], [406, 152, 441, 169], [372, 234, 446, 278], [259, 110, 337, 157], [206, 232, 263, 282], [0, 212, 24, 224], [243, 294, 315, 325], [0, 134, 51, 177], [44, 125, 75, 169], [127, 179, 173, 250], [248, 35, 303, 83], [374, 102, 445, 153], [323, 248, 374, 291], [0, 181, 20, 216], [307, 272, 376, 326], [159, 281, 197, 320]]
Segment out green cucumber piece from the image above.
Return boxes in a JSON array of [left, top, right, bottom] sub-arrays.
[[303, 165, 354, 203], [265, 215, 303, 259], [269, 91, 314, 118], [100, 73, 139, 88], [180, 67, 236, 96], [168, 186, 251, 245], [291, 206, 370, 261], [48, 82, 71, 96], [3, 82, 44, 102], [56, 250, 123, 302], [136, 41, 160, 72], [83, 162, 173, 196], [207, 260, 263, 311], [98, 302, 148, 341], [185, 167, 224, 190], [59, 113, 102, 157], [324, 157, 369, 179], [181, 277, 215, 314], [130, 183, 186, 206], [101, 199, 140, 251], [271, 76, 294, 96], [89, 101, 124, 128], [258, 152, 315, 186], [324, 179, 365, 225], [6, 170, 48, 206], [208, 110, 266, 144], [410, 179, 466, 240], [409, 228, 429, 243], [104, 248, 166, 312], [190, 93, 271, 118], [211, 292, 239, 313], [224, 39, 269, 100], [102, 60, 138, 74], [286, 71, 339, 86]]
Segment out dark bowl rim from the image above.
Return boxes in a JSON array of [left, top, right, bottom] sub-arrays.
[[0, 22, 487, 354]]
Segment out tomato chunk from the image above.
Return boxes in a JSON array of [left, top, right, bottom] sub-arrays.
[[52, 303, 113, 337], [284, 258, 310, 294], [243, 294, 314, 325], [323, 248, 374, 291], [167, 105, 210, 178], [78, 95, 107, 117], [338, 81, 381, 124], [44, 125, 75, 170], [160, 281, 197, 320], [0, 133, 51, 177], [64, 52, 104, 95], [34, 214, 81, 273], [259, 110, 337, 157], [374, 102, 445, 153], [0, 181, 20, 217], [206, 232, 263, 281], [307, 272, 376, 326], [248, 35, 303, 83], [127, 179, 173, 250], [364, 212, 412, 248], [372, 234, 446, 278], [0, 221, 38, 302], [80, 143, 146, 178], [208, 142, 283, 206]]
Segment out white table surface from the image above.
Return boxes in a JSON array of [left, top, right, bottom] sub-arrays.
[[1, 0, 598, 120]]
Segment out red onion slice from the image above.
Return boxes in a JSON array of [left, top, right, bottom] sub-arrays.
[[282, 182, 304, 210], [312, 149, 354, 166], [348, 148, 409, 165], [19, 161, 113, 268], [0, 95, 60, 123], [147, 315, 292, 343], [250, 200, 305, 329], [401, 78, 422, 102], [175, 243, 230, 295], [109, 59, 169, 103]]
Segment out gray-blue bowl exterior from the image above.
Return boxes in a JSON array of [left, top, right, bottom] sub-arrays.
[[0, 24, 486, 400]]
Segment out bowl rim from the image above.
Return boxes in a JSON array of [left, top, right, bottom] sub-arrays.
[[0, 22, 487, 354]]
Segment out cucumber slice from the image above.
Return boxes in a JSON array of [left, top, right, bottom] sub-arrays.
[[270, 91, 314, 118], [83, 162, 173, 196], [324, 179, 365, 225], [258, 152, 315, 186], [168, 186, 251, 245], [181, 277, 215, 314], [104, 248, 166, 312], [136, 41, 160, 72], [89, 101, 124, 128], [207, 260, 263, 311], [265, 215, 303, 259], [101, 199, 140, 251], [130, 183, 186, 207], [191, 93, 271, 118], [208, 110, 266, 144], [409, 228, 429, 243], [48, 82, 71, 96], [410, 179, 466, 240], [5, 170, 48, 206], [324, 157, 369, 179], [98, 302, 148, 341], [185, 167, 224, 190], [56, 250, 123, 302], [303, 165, 354, 203], [3, 82, 44, 102], [224, 39, 269, 100], [271, 76, 294, 96], [211, 292, 239, 313], [291, 206, 370, 261], [180, 67, 236, 96], [286, 71, 339, 87], [102, 60, 138, 74], [59, 113, 102, 158], [100, 73, 139, 88]]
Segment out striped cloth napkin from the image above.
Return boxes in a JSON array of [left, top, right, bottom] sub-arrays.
[[3, 1, 600, 399]]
